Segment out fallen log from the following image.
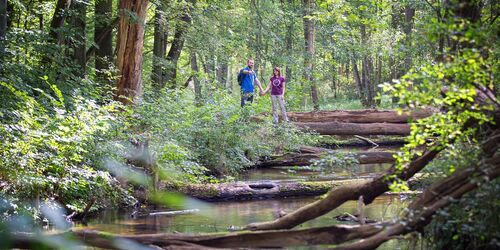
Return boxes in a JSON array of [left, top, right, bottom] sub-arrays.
[[251, 109, 433, 123], [320, 136, 408, 147], [288, 109, 433, 123], [8, 223, 385, 249], [167, 179, 369, 201], [295, 122, 411, 135], [245, 147, 441, 231], [254, 150, 395, 168]]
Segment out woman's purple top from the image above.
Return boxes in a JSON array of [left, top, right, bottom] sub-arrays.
[[270, 76, 285, 95]]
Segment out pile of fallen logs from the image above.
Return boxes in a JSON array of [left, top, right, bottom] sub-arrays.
[[253, 109, 434, 136]]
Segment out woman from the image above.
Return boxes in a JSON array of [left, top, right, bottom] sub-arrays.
[[261, 67, 289, 124]]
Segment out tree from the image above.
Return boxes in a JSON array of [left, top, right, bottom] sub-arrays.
[[302, 0, 319, 110], [94, 0, 114, 79], [70, 0, 87, 75], [49, 0, 71, 44], [115, 0, 149, 105], [152, 0, 168, 89], [164, 0, 194, 88], [190, 50, 202, 105]]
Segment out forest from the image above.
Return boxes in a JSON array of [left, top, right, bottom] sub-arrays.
[[0, 0, 499, 249]]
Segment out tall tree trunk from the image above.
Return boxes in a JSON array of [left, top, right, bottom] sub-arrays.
[[71, 0, 86, 75], [216, 59, 228, 88], [190, 51, 202, 106], [401, 5, 415, 75], [330, 61, 337, 98], [389, 3, 401, 105], [375, 55, 382, 105], [49, 0, 71, 44], [152, 2, 168, 89], [360, 24, 374, 108], [164, 1, 193, 88], [94, 0, 113, 79], [285, 0, 293, 83], [0, 0, 6, 60], [352, 56, 363, 100], [114, 0, 149, 105], [302, 0, 319, 110]]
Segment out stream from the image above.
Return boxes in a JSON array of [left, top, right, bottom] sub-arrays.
[[75, 145, 410, 249]]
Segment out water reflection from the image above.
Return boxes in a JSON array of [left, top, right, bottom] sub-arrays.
[[75, 195, 405, 235]]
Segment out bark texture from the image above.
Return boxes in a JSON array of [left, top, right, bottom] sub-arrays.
[[281, 109, 432, 123], [94, 0, 113, 78], [295, 122, 411, 135], [114, 0, 149, 105], [164, 1, 193, 87], [152, 2, 168, 89], [168, 179, 366, 201], [254, 149, 395, 168], [302, 0, 319, 110]]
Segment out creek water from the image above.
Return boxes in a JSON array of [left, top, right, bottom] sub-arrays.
[[75, 146, 409, 248]]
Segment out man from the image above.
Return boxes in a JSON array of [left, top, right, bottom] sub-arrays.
[[239, 59, 263, 107]]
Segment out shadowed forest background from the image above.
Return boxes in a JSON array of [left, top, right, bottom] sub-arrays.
[[0, 0, 499, 249]]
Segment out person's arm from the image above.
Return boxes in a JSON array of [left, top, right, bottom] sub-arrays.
[[264, 80, 271, 94], [242, 69, 254, 74], [254, 77, 263, 92]]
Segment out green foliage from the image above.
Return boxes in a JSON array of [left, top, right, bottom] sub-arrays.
[[381, 48, 496, 191], [310, 152, 359, 177], [0, 81, 134, 214], [425, 178, 500, 249], [133, 85, 316, 179]]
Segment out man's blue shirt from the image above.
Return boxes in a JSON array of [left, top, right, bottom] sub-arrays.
[[241, 67, 257, 93]]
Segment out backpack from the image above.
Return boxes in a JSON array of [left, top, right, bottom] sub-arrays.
[[237, 69, 244, 86]]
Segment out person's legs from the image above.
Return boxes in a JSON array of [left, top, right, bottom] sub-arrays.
[[271, 95, 279, 124], [241, 92, 255, 107], [278, 95, 289, 122]]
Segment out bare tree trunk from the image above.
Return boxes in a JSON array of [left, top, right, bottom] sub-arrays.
[[0, 0, 6, 60], [389, 3, 401, 105], [164, 1, 193, 88], [375, 55, 382, 105], [114, 0, 149, 105], [71, 0, 86, 75], [49, 0, 71, 44], [216, 60, 228, 88], [190, 51, 202, 106], [285, 0, 293, 83], [152, 2, 168, 89], [352, 56, 363, 100], [401, 5, 415, 76], [302, 0, 319, 110], [94, 0, 113, 79], [360, 24, 374, 108], [331, 64, 337, 99]]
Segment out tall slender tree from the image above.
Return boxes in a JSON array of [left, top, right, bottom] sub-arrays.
[[302, 0, 319, 110], [164, 0, 194, 88], [0, 0, 7, 60], [94, 0, 113, 79], [190, 51, 202, 106], [49, 0, 71, 44], [71, 0, 87, 75], [152, 1, 168, 89]]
